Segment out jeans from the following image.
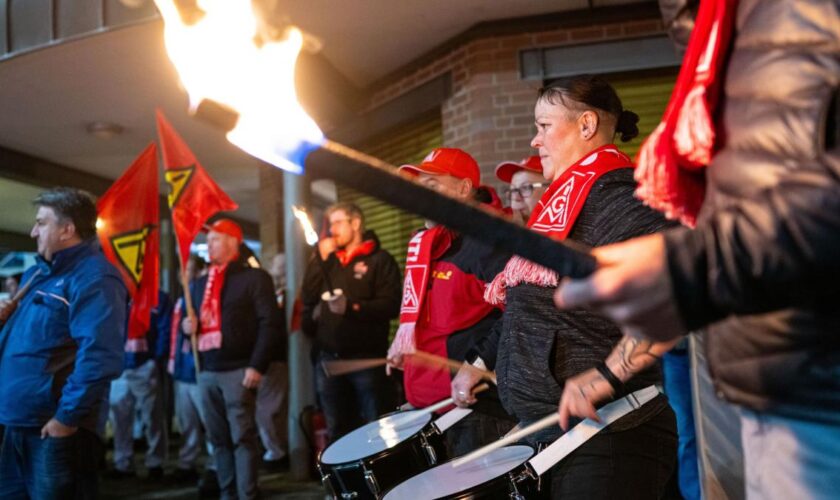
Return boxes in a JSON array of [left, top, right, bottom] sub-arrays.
[[547, 407, 677, 499], [741, 410, 840, 500], [0, 426, 103, 500], [663, 349, 700, 500], [314, 352, 394, 443], [199, 368, 260, 500], [109, 359, 167, 471]]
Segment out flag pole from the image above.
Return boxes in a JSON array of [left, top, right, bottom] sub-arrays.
[[175, 242, 201, 376]]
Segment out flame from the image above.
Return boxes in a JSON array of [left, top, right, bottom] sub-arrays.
[[154, 0, 324, 174], [291, 206, 319, 246]]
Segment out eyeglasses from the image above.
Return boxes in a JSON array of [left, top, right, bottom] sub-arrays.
[[504, 183, 546, 200]]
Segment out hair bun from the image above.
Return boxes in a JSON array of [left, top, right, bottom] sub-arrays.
[[616, 110, 640, 142]]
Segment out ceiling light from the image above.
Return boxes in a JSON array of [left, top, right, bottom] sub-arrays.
[[86, 121, 125, 140]]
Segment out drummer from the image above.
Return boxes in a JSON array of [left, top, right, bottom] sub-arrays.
[[452, 75, 678, 498], [387, 147, 515, 456]]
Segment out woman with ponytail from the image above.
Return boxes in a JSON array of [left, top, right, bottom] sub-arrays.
[[452, 74, 678, 498]]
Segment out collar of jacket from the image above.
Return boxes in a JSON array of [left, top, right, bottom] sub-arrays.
[[35, 239, 97, 276]]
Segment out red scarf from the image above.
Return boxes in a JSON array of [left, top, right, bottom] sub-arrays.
[[334, 239, 376, 266], [486, 145, 631, 304], [635, 0, 737, 227], [388, 226, 454, 357], [198, 263, 227, 351]]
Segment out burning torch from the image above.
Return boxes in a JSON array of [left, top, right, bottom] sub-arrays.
[[152, 0, 595, 280], [290, 205, 342, 302]]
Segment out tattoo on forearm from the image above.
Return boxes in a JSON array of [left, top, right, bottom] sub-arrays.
[[609, 336, 661, 380]]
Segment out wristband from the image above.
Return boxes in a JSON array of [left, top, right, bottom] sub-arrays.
[[595, 362, 624, 394]]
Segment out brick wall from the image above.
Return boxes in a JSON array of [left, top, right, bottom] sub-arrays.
[[361, 18, 665, 190]]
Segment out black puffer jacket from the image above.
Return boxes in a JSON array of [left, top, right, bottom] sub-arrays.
[[664, 0, 840, 423], [301, 230, 402, 359]]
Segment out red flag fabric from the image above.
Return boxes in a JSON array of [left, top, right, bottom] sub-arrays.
[[156, 109, 239, 267], [97, 143, 160, 351]]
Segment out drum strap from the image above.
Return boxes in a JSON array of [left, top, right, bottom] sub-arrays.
[[433, 407, 473, 433], [527, 385, 662, 476]]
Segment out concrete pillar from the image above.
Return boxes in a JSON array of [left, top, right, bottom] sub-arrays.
[[282, 170, 316, 480]]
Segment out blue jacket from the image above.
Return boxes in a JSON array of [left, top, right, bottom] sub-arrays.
[[0, 241, 127, 433], [124, 290, 172, 370]]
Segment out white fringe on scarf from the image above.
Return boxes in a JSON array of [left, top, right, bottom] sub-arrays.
[[484, 255, 559, 305]]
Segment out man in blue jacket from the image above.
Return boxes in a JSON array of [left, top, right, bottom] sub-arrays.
[[0, 187, 127, 499]]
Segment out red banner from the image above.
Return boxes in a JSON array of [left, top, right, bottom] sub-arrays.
[[156, 109, 239, 268], [97, 143, 160, 350]]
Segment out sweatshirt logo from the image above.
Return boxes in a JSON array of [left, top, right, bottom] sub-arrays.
[[353, 261, 368, 279]]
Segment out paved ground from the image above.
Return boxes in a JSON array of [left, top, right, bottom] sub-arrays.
[[100, 469, 325, 500]]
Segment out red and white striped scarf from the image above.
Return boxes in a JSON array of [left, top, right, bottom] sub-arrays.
[[634, 0, 737, 227], [388, 226, 453, 357], [486, 145, 632, 304], [198, 263, 227, 351]]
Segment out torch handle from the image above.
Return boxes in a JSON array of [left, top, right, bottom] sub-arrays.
[[309, 143, 597, 279]]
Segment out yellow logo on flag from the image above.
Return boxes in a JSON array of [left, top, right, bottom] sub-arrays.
[[110, 226, 152, 285], [165, 165, 195, 208]]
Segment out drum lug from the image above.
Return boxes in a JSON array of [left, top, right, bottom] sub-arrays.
[[362, 463, 380, 497], [420, 432, 438, 465], [509, 464, 539, 499]]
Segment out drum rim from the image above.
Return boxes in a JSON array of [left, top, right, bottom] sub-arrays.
[[320, 410, 435, 465], [381, 444, 536, 499]]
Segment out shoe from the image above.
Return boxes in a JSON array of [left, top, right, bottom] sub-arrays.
[[198, 469, 221, 498], [147, 466, 165, 480], [104, 468, 136, 480], [261, 455, 290, 472], [170, 467, 200, 483]]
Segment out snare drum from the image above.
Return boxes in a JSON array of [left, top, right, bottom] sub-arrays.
[[318, 409, 448, 499], [382, 445, 541, 500]]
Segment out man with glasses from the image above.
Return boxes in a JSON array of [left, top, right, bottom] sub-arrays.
[[496, 156, 548, 224], [301, 203, 401, 443]]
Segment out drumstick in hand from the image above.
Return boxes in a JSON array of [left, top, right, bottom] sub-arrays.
[[451, 412, 559, 468], [321, 358, 387, 376], [321, 351, 496, 383]]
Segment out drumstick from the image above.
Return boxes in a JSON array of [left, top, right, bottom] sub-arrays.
[[407, 351, 497, 384], [451, 412, 559, 468], [367, 383, 491, 440], [321, 358, 387, 376]]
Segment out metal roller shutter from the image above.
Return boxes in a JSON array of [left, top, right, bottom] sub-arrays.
[[606, 69, 678, 160]]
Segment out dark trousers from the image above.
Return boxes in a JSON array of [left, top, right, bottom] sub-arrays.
[[0, 426, 103, 500], [445, 410, 516, 458], [547, 408, 677, 499], [198, 368, 260, 500], [314, 352, 394, 443]]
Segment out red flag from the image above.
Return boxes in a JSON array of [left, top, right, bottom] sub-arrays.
[[97, 143, 160, 351], [156, 109, 239, 267]]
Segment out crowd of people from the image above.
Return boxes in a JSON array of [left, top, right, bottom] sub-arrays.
[[0, 0, 837, 499]]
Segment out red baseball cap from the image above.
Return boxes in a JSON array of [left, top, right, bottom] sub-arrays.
[[207, 218, 243, 242], [398, 148, 481, 186], [494, 155, 543, 183]]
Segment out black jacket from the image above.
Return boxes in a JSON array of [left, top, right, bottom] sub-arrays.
[[476, 169, 674, 442], [301, 231, 401, 359], [664, 0, 840, 422], [191, 261, 284, 373]]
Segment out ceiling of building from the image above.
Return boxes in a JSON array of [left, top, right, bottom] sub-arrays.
[[0, 0, 643, 237]]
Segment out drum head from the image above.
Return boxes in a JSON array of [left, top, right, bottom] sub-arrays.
[[320, 410, 433, 464], [383, 445, 534, 499]]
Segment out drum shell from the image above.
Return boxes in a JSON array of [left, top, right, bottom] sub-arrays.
[[319, 423, 448, 499], [435, 463, 543, 500]]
